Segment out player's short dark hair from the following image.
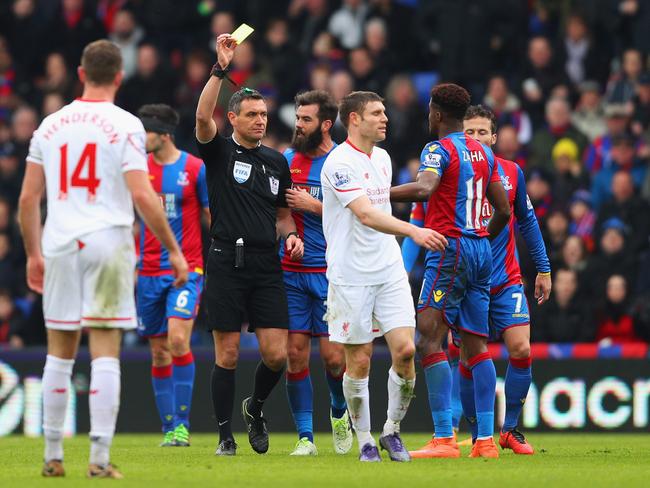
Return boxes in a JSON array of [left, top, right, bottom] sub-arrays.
[[295, 90, 338, 125], [464, 105, 497, 133], [339, 91, 384, 129], [81, 40, 122, 85], [138, 104, 179, 134], [228, 87, 265, 115], [430, 83, 471, 121]]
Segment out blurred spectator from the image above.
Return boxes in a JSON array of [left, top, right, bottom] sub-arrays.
[[117, 43, 177, 114], [0, 232, 19, 293], [521, 36, 570, 127], [49, 0, 106, 69], [606, 48, 645, 104], [0, 152, 22, 206], [308, 63, 332, 92], [36, 52, 76, 103], [483, 75, 532, 145], [557, 13, 606, 87], [571, 80, 607, 142], [366, 0, 415, 70], [348, 47, 385, 94], [568, 190, 596, 252], [526, 167, 554, 221], [328, 70, 354, 142], [584, 103, 634, 174], [109, 9, 145, 81], [529, 97, 588, 170], [591, 133, 647, 209], [289, 0, 331, 56], [594, 170, 650, 252], [495, 125, 527, 168], [175, 50, 211, 150], [631, 72, 650, 137], [363, 17, 397, 76], [42, 92, 66, 117], [3, 0, 46, 87], [543, 208, 569, 265], [10, 104, 38, 163], [0, 288, 23, 348], [328, 0, 369, 50], [584, 217, 638, 299], [416, 0, 499, 101], [550, 137, 590, 206], [0, 36, 19, 123], [595, 274, 640, 343], [383, 75, 427, 163], [533, 268, 595, 342], [559, 234, 590, 277], [207, 11, 235, 53], [261, 19, 302, 106]]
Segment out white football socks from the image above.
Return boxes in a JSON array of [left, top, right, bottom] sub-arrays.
[[342, 373, 375, 449], [383, 367, 415, 437], [42, 355, 75, 462], [89, 357, 120, 466]]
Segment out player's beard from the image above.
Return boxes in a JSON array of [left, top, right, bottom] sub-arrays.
[[292, 127, 323, 154]]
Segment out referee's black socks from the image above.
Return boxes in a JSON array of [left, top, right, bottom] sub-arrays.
[[249, 360, 284, 418], [211, 365, 235, 441]]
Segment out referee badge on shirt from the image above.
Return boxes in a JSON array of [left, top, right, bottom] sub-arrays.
[[269, 175, 279, 195], [233, 161, 252, 183]]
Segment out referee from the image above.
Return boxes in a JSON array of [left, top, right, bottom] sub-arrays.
[[195, 33, 304, 456]]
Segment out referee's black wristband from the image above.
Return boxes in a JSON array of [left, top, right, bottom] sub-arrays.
[[211, 63, 236, 85], [286, 231, 300, 240]]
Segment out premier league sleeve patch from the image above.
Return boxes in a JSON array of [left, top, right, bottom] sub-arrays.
[[423, 152, 442, 168], [233, 160, 252, 183], [269, 175, 279, 195]]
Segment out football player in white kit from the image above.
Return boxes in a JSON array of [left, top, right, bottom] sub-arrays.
[[321, 91, 447, 462], [18, 40, 189, 479]]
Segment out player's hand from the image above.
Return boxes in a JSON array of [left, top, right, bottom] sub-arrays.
[[534, 273, 552, 305], [286, 234, 304, 261], [216, 33, 237, 69], [169, 251, 189, 287], [26, 255, 45, 294], [286, 188, 317, 213], [412, 227, 448, 252]]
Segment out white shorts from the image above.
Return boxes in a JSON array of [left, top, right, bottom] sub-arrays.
[[43, 226, 137, 331], [326, 276, 415, 344]]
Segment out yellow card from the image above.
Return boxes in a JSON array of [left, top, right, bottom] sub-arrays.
[[231, 23, 254, 44]]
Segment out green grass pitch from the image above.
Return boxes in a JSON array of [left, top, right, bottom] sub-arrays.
[[2, 433, 648, 487]]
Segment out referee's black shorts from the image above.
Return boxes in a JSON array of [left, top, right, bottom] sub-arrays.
[[204, 240, 289, 332]]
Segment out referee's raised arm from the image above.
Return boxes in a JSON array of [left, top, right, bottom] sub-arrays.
[[195, 34, 236, 143]]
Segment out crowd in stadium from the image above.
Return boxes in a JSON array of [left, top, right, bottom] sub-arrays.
[[1, 0, 650, 348]]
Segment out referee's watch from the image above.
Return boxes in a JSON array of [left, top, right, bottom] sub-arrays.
[[286, 231, 300, 240]]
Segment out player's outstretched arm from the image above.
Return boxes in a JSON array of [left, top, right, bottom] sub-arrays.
[[390, 171, 440, 203], [348, 195, 447, 251], [124, 170, 189, 286], [486, 179, 511, 240], [18, 162, 46, 293], [195, 34, 237, 143], [277, 207, 304, 261]]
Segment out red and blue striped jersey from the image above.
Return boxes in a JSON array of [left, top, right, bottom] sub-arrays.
[[486, 157, 550, 293], [138, 151, 209, 275], [419, 132, 500, 239], [280, 146, 334, 272]]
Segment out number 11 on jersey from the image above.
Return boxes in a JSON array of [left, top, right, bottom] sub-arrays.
[[59, 143, 101, 202]]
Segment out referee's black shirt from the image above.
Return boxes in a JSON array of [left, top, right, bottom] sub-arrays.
[[196, 134, 291, 249]]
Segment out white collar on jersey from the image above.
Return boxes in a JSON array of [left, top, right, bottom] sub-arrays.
[[232, 133, 262, 149]]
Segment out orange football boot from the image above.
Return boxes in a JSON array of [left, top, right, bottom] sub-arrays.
[[409, 436, 460, 458], [469, 438, 499, 458], [499, 429, 534, 455]]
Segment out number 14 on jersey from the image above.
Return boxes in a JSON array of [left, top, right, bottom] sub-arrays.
[[58, 143, 101, 202]]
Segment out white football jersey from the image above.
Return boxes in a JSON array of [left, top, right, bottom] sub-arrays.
[[321, 140, 405, 286], [27, 99, 148, 257]]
